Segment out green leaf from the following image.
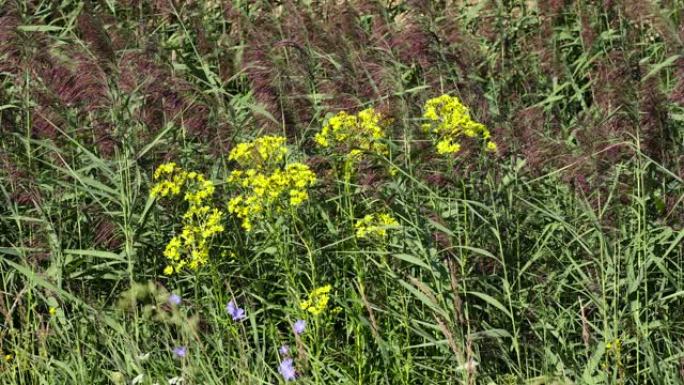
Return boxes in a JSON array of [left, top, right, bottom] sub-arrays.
[[643, 55, 680, 81], [467, 290, 512, 319]]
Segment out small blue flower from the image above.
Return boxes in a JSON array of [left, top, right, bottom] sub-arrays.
[[172, 346, 187, 358], [226, 299, 246, 321], [279, 345, 290, 356], [168, 293, 182, 306], [278, 358, 296, 381], [293, 319, 306, 335]]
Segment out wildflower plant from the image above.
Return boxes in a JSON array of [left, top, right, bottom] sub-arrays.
[[314, 108, 392, 180], [168, 294, 182, 306], [292, 319, 306, 335], [151, 163, 225, 275], [226, 135, 316, 231], [314, 108, 390, 156], [355, 213, 399, 240], [278, 357, 296, 381], [172, 346, 187, 358], [299, 285, 332, 316], [421, 94, 497, 155], [226, 299, 246, 321]]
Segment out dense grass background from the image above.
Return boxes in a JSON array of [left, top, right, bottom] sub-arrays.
[[1, 0, 683, 384]]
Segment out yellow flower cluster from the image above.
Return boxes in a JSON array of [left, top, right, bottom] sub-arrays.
[[228, 135, 288, 169], [355, 213, 399, 239], [150, 162, 187, 197], [227, 136, 316, 231], [421, 94, 497, 155], [163, 205, 224, 274], [151, 163, 225, 274], [314, 108, 389, 157], [299, 284, 332, 316]]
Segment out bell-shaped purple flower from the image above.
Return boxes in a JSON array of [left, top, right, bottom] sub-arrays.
[[278, 358, 296, 381], [293, 319, 306, 335], [226, 299, 246, 321]]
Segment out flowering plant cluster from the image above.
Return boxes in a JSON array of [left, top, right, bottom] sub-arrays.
[[355, 213, 399, 239], [226, 135, 316, 231], [314, 108, 390, 159], [299, 284, 332, 316], [421, 94, 497, 154], [151, 163, 225, 274]]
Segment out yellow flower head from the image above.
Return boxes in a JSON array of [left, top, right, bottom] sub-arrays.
[[227, 137, 316, 232], [422, 94, 493, 156], [299, 284, 333, 316], [150, 164, 225, 275], [228, 135, 288, 170], [315, 108, 390, 158], [150, 163, 188, 198], [355, 213, 399, 239]]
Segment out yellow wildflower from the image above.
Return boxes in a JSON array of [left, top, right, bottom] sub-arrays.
[[436, 138, 461, 155], [315, 108, 390, 158], [300, 284, 333, 316], [151, 163, 188, 198], [151, 164, 225, 275], [228, 135, 288, 170], [227, 137, 316, 231], [422, 94, 493, 156], [355, 213, 399, 239]]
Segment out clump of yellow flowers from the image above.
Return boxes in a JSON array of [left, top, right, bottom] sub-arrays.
[[315, 108, 390, 158], [299, 284, 332, 316], [355, 213, 400, 239], [228, 135, 288, 170], [227, 135, 316, 232], [422, 94, 497, 155], [151, 162, 225, 275], [314, 107, 394, 181]]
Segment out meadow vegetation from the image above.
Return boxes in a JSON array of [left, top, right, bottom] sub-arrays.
[[1, 0, 683, 384]]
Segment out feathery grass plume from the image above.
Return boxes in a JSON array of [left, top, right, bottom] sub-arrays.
[[240, 2, 319, 137], [117, 52, 209, 139], [92, 215, 123, 250], [76, 3, 115, 66], [671, 58, 684, 105], [539, 0, 567, 16], [389, 11, 433, 70], [638, 74, 670, 164], [0, 6, 22, 75]]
